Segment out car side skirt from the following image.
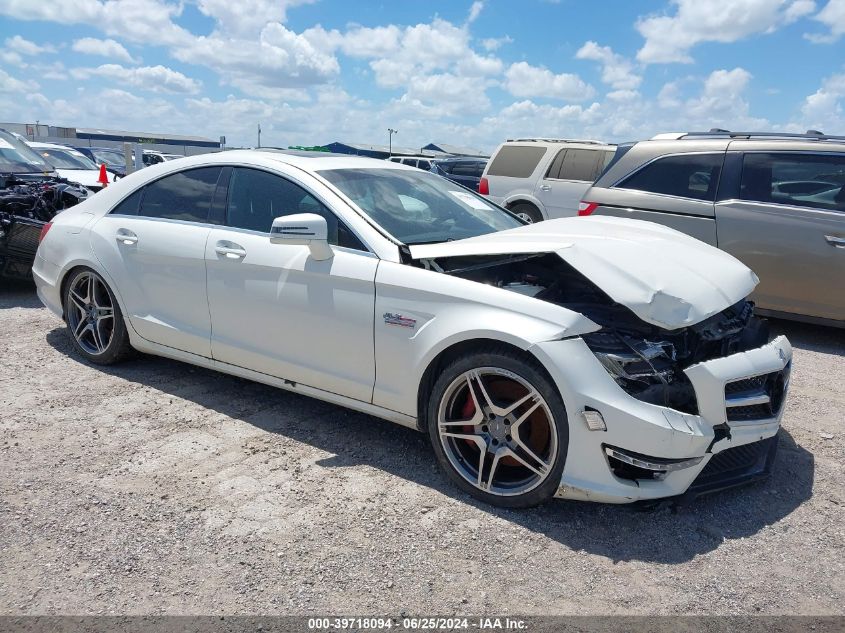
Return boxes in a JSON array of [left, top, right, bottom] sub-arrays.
[[128, 332, 420, 430]]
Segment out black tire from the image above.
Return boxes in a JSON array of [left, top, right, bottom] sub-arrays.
[[63, 268, 133, 365], [509, 202, 543, 223], [427, 346, 568, 508]]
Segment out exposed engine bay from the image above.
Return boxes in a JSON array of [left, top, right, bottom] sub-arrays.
[[0, 175, 88, 280], [421, 252, 770, 415]]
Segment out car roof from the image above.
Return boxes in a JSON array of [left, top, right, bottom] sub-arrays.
[[500, 138, 613, 148], [114, 148, 425, 174], [30, 141, 83, 151]]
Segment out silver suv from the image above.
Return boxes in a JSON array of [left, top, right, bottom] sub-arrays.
[[479, 139, 616, 222], [581, 130, 845, 326]]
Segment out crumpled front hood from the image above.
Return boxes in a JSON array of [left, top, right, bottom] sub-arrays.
[[409, 216, 759, 330]]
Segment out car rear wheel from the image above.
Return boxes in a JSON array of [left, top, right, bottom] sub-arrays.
[[64, 268, 133, 364], [508, 202, 543, 223], [427, 348, 568, 508]]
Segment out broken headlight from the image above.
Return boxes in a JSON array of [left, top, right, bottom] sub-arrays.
[[583, 331, 698, 414]]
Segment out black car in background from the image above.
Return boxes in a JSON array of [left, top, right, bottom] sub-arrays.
[[430, 157, 488, 190], [72, 146, 127, 177], [0, 129, 88, 280]]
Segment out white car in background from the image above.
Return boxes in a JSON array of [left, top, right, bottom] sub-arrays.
[[33, 150, 791, 508], [480, 139, 616, 222], [29, 142, 116, 190]]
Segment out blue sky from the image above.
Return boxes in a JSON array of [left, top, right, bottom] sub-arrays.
[[1, 0, 844, 151]]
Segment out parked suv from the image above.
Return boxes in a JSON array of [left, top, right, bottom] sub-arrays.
[[581, 130, 845, 326], [479, 139, 616, 222], [430, 157, 488, 189]]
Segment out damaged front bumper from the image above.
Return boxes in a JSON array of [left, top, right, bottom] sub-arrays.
[[530, 335, 792, 504]]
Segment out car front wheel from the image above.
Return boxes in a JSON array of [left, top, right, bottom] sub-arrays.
[[427, 348, 568, 508]]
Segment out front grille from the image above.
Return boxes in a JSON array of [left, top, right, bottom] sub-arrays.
[[724, 374, 766, 395], [6, 220, 41, 255], [687, 434, 778, 495], [724, 363, 790, 422]]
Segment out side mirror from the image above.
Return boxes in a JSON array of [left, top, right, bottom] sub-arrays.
[[270, 213, 333, 260]]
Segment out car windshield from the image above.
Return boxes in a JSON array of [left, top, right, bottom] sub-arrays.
[[37, 148, 98, 170], [0, 130, 54, 174], [90, 148, 125, 168], [318, 168, 523, 244]]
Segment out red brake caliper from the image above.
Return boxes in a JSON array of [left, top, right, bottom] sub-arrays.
[[461, 387, 479, 450]]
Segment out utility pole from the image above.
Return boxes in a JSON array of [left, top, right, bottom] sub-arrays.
[[257, 123, 261, 148], [388, 128, 398, 156]]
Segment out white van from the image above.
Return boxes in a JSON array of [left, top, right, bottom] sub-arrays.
[[479, 139, 615, 222]]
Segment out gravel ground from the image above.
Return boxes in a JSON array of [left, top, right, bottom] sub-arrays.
[[0, 283, 843, 616]]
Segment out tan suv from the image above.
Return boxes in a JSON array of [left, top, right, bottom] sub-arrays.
[[581, 131, 845, 326]]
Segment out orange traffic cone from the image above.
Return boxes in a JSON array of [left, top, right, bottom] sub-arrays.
[[97, 163, 109, 188]]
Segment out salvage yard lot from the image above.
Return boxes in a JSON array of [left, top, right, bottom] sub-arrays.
[[1, 284, 843, 615]]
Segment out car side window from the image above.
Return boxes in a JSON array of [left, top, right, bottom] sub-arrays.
[[618, 153, 724, 201], [558, 149, 604, 181], [109, 189, 143, 215], [138, 167, 222, 222], [545, 150, 566, 179], [226, 168, 367, 250], [740, 152, 845, 211], [451, 162, 480, 176]]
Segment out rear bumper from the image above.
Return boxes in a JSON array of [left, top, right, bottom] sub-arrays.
[[32, 253, 64, 319], [530, 335, 791, 504]]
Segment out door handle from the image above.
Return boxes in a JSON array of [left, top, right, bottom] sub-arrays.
[[215, 241, 247, 259], [540, 184, 552, 192], [116, 229, 138, 245], [825, 235, 845, 248]]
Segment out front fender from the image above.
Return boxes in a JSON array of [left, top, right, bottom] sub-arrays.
[[371, 260, 599, 418]]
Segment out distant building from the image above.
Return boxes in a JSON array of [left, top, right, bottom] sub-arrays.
[[323, 141, 448, 160], [0, 122, 221, 156], [422, 142, 489, 158]]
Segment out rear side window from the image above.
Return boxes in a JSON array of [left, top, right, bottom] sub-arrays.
[[617, 153, 723, 201], [487, 146, 547, 178], [110, 189, 142, 215], [227, 168, 366, 250], [545, 149, 613, 182], [741, 152, 845, 211], [452, 162, 485, 177], [138, 167, 222, 222], [559, 149, 605, 181]]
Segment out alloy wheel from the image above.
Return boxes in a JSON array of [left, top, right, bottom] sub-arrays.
[[66, 272, 115, 356], [436, 367, 558, 497]]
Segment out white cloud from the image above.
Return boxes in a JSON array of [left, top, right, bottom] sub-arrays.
[[575, 41, 641, 90], [173, 23, 339, 96], [4, 35, 54, 55], [467, 1, 484, 23], [805, 0, 845, 42], [504, 62, 595, 101], [0, 0, 192, 47], [799, 71, 845, 129], [481, 35, 512, 51], [196, 0, 316, 36], [71, 64, 201, 94], [72, 38, 136, 64], [636, 0, 817, 64], [0, 68, 39, 93], [405, 73, 491, 115]]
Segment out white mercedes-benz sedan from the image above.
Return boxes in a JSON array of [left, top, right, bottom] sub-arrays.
[[33, 150, 792, 508]]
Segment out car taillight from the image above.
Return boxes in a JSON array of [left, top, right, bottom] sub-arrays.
[[38, 221, 53, 244], [478, 177, 489, 195], [578, 201, 598, 216]]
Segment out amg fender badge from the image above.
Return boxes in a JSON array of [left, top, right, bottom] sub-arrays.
[[383, 312, 416, 328]]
